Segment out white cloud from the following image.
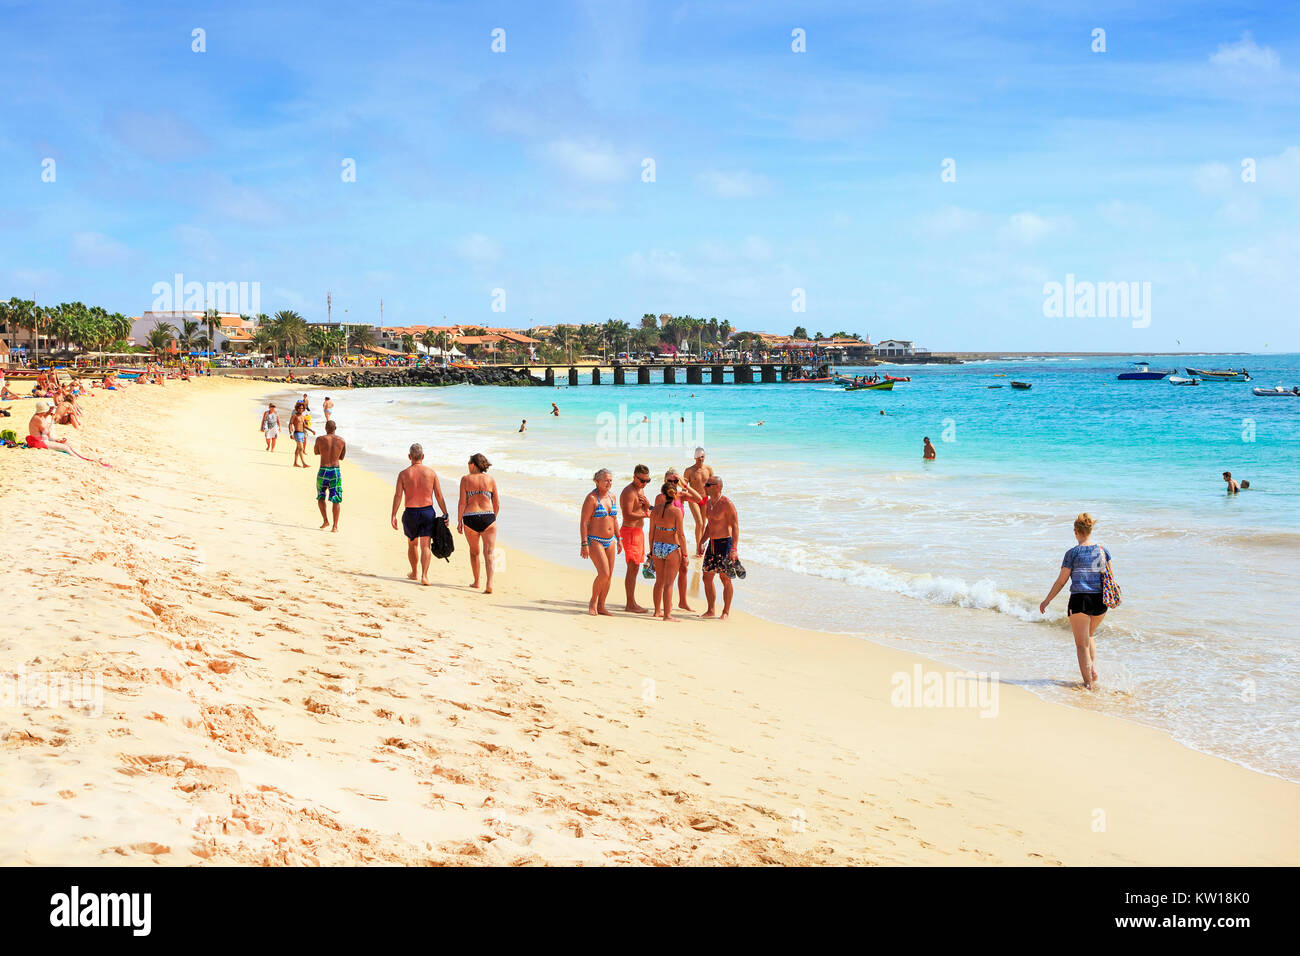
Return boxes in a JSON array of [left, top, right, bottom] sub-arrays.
[[696, 169, 771, 199], [999, 212, 1072, 244], [1210, 32, 1280, 73], [1194, 161, 1234, 196], [69, 232, 132, 268], [456, 233, 504, 266], [540, 138, 627, 183], [917, 205, 985, 238]]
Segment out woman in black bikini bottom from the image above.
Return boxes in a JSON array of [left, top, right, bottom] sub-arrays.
[[458, 453, 500, 593]]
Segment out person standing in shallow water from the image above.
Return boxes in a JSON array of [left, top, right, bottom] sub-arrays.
[[923, 437, 936, 460], [458, 453, 500, 594], [1039, 512, 1112, 690]]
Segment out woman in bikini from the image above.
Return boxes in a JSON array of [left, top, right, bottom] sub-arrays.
[[457, 453, 500, 593], [652, 467, 703, 612], [579, 468, 622, 616], [649, 482, 689, 622], [289, 402, 314, 467]]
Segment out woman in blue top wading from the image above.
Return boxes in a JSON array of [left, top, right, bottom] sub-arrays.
[[1039, 513, 1112, 690]]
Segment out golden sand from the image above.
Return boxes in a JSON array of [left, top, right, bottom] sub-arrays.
[[0, 377, 1295, 865]]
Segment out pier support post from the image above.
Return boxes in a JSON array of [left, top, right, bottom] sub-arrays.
[[663, 366, 676, 384], [737, 365, 753, 384], [687, 365, 702, 385], [638, 366, 651, 385], [761, 364, 777, 383], [614, 366, 626, 385], [591, 367, 601, 385], [544, 367, 555, 386], [568, 367, 579, 386], [711, 365, 725, 385]]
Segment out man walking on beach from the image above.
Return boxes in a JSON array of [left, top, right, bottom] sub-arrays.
[[683, 446, 713, 554], [619, 464, 653, 613], [313, 420, 347, 531], [391, 443, 448, 585], [700, 476, 739, 621]]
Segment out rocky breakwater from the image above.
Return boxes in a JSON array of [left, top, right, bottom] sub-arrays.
[[269, 366, 542, 388]]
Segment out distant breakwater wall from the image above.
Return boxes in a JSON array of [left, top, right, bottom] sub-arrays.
[[217, 366, 542, 388]]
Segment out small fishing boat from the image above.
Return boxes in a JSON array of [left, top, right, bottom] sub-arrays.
[[1117, 361, 1175, 381], [884, 375, 911, 383], [844, 380, 895, 391], [789, 376, 832, 383], [1010, 381, 1032, 390], [1252, 385, 1300, 397], [1186, 367, 1251, 382], [987, 384, 1003, 389], [1168, 376, 1200, 386]]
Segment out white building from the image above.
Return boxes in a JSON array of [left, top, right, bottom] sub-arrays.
[[876, 339, 915, 358]]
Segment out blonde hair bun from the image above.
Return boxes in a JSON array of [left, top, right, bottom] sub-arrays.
[[1073, 512, 1096, 535]]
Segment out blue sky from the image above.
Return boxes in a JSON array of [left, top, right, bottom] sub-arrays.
[[1, 0, 1298, 349]]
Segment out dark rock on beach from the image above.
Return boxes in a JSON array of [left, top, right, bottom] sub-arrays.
[[252, 366, 543, 388]]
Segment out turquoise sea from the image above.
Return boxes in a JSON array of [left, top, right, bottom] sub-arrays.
[[332, 354, 1300, 781]]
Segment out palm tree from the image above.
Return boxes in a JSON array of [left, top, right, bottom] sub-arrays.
[[146, 319, 176, 359], [271, 310, 308, 363], [400, 333, 416, 355], [348, 324, 375, 355], [251, 327, 276, 357], [178, 319, 202, 353], [420, 328, 439, 358], [308, 326, 332, 360], [204, 308, 219, 358]]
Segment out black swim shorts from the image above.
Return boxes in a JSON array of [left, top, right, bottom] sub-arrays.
[[1067, 592, 1106, 616], [402, 505, 437, 540]]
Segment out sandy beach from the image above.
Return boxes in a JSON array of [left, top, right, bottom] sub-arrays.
[[1, 376, 1296, 866]]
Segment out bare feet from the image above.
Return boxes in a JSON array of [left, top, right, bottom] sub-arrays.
[[625, 604, 649, 613], [596, 606, 613, 616], [319, 521, 330, 530], [662, 615, 679, 622], [1091, 666, 1099, 683], [484, 586, 492, 594], [421, 578, 431, 586], [331, 525, 339, 533], [720, 611, 729, 620], [700, 610, 716, 619], [678, 602, 692, 611], [407, 571, 418, 581]]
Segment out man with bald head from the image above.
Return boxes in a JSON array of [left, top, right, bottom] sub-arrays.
[[700, 474, 740, 620], [392, 442, 448, 585]]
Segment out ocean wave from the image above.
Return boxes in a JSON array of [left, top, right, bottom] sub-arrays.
[[743, 541, 1049, 622]]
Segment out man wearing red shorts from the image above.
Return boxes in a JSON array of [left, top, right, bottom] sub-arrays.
[[618, 464, 652, 613]]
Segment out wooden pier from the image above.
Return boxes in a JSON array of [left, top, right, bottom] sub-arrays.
[[506, 362, 828, 386]]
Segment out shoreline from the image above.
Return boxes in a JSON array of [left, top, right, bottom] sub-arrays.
[[2, 376, 1296, 865]]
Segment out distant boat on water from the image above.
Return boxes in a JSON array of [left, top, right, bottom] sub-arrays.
[[1168, 375, 1200, 386], [1252, 385, 1299, 397], [1187, 367, 1251, 382], [1118, 361, 1175, 381], [1010, 381, 1032, 389]]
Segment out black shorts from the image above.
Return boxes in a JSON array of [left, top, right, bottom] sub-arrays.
[[401, 506, 437, 540], [702, 536, 733, 573], [462, 512, 496, 533], [1067, 592, 1106, 616]]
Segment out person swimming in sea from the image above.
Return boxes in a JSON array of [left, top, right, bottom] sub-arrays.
[[458, 453, 500, 593], [1223, 471, 1239, 494], [923, 437, 936, 460], [579, 468, 621, 616], [519, 419, 527, 433], [1038, 512, 1112, 690]]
